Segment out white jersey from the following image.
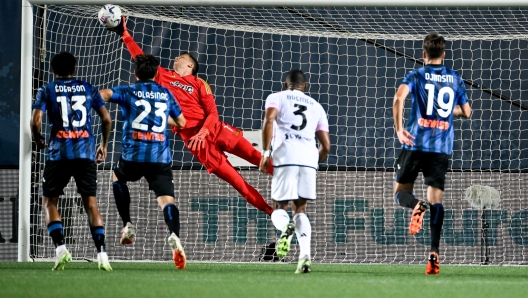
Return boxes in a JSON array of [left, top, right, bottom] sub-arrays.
[[265, 89, 329, 169]]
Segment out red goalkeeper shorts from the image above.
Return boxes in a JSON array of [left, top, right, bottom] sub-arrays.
[[177, 121, 243, 173]]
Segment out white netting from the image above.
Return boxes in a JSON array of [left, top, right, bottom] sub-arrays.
[[21, 5, 528, 265]]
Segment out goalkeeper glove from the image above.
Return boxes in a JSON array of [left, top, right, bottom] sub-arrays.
[[187, 128, 210, 151], [107, 16, 127, 36]]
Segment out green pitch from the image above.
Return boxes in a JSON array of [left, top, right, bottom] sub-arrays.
[[1, 262, 527, 298]]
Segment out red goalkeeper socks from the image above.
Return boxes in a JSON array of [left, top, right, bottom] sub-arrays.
[[213, 161, 273, 215]]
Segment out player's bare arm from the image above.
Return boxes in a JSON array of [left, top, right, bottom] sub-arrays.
[[453, 103, 472, 118], [168, 115, 186, 128], [393, 84, 415, 146], [315, 130, 331, 163], [99, 89, 113, 102], [95, 106, 112, 163], [259, 107, 278, 174], [30, 109, 47, 149]]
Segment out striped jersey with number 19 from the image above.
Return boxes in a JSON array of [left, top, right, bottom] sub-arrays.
[[109, 81, 182, 163], [401, 64, 469, 155], [32, 79, 106, 161]]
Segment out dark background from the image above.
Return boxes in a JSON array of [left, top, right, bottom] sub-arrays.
[[0, 0, 22, 167], [2, 4, 527, 170]]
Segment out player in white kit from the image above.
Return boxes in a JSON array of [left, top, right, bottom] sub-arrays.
[[259, 69, 331, 274]]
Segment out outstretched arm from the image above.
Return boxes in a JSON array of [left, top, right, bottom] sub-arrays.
[[99, 89, 113, 102], [109, 16, 144, 59]]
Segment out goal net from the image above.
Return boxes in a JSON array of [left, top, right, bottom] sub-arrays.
[[25, 4, 528, 265]]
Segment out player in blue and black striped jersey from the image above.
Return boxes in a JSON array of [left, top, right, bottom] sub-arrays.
[[393, 34, 472, 275], [30, 52, 112, 271], [99, 54, 187, 269]]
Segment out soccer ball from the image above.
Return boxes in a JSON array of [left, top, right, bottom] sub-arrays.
[[98, 4, 122, 28]]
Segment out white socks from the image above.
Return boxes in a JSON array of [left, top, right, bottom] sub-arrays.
[[272, 209, 312, 259], [56, 244, 67, 256], [271, 209, 290, 231], [294, 213, 312, 259]]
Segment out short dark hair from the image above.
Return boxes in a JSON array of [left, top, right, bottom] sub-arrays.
[[285, 69, 306, 87], [181, 52, 199, 76], [51, 52, 76, 77], [135, 54, 159, 80], [423, 33, 446, 59]]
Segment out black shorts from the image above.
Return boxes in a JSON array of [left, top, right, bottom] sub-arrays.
[[394, 149, 449, 191], [42, 159, 97, 197], [113, 157, 174, 198]]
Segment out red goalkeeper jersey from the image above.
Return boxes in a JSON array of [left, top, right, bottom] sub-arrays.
[[122, 32, 219, 140]]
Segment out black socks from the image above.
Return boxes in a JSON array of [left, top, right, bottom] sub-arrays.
[[163, 204, 180, 237], [113, 181, 132, 227], [90, 226, 106, 253], [395, 190, 420, 209], [429, 203, 445, 253], [47, 221, 64, 248]]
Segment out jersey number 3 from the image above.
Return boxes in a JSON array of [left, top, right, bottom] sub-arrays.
[[290, 104, 307, 131]]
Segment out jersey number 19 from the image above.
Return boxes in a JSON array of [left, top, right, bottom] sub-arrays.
[[425, 84, 454, 118]]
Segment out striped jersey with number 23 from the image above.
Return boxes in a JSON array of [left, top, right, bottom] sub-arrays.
[[265, 89, 329, 169], [402, 65, 469, 155], [110, 81, 182, 163]]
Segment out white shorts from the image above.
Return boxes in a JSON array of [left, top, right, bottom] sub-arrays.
[[271, 166, 317, 201]]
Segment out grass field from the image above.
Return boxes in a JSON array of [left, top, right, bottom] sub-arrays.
[[1, 262, 527, 298]]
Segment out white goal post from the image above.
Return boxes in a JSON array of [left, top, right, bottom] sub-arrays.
[[19, 0, 528, 264]]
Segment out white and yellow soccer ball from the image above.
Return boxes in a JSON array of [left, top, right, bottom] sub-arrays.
[[98, 4, 122, 28]]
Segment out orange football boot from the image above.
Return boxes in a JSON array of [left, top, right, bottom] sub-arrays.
[[425, 252, 440, 275], [410, 201, 428, 235]]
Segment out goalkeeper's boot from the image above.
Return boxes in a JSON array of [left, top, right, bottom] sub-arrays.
[[295, 255, 312, 274], [97, 252, 113, 271], [120, 222, 135, 246], [168, 233, 186, 270], [410, 200, 429, 235], [52, 246, 72, 271], [425, 252, 440, 275], [277, 222, 295, 258]]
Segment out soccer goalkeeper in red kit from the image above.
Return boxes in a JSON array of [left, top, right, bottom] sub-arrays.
[[108, 18, 273, 230]]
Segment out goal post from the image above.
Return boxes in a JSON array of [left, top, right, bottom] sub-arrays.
[[19, 1, 528, 264]]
